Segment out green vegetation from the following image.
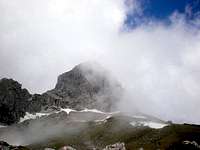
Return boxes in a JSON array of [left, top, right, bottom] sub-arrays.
[[27, 116, 200, 150]]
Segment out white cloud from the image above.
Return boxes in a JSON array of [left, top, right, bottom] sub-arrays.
[[0, 0, 200, 124], [0, 0, 126, 92]]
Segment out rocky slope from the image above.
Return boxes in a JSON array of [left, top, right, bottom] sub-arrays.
[[0, 62, 122, 125], [0, 141, 29, 150], [0, 109, 200, 150], [0, 140, 126, 150]]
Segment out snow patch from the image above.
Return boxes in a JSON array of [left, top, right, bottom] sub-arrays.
[[130, 121, 168, 129], [0, 125, 7, 128], [81, 108, 105, 114], [60, 108, 108, 114], [19, 108, 120, 123], [60, 108, 76, 114], [80, 108, 120, 115], [20, 112, 50, 122], [143, 121, 168, 129], [20, 109, 75, 122]]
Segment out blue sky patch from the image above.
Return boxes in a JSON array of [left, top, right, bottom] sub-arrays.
[[125, 0, 200, 28]]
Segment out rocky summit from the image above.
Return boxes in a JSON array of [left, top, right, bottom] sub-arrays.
[[45, 62, 122, 111], [0, 62, 122, 125]]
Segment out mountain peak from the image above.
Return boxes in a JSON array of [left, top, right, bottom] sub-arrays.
[[0, 62, 123, 125], [49, 62, 123, 111]]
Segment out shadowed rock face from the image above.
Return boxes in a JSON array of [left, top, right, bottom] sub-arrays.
[[0, 62, 123, 125], [0, 78, 31, 125]]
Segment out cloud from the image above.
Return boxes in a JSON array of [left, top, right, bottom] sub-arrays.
[[112, 23, 200, 124], [0, 0, 200, 124], [0, 0, 126, 92]]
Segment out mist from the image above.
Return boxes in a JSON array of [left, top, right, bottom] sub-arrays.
[[0, 0, 200, 124], [0, 113, 87, 146], [0, 111, 114, 146]]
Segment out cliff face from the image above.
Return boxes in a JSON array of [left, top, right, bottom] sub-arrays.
[[0, 78, 31, 125], [0, 62, 123, 125]]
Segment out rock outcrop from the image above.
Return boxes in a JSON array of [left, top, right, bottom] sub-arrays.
[[102, 143, 126, 150], [58, 146, 76, 150], [0, 78, 31, 125]]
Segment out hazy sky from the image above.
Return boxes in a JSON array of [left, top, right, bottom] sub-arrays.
[[1, 0, 200, 124]]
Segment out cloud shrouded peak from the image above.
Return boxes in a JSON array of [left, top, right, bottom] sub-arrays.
[[0, 0, 200, 124], [0, 0, 127, 93]]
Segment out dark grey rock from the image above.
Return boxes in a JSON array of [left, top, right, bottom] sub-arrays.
[[0, 78, 31, 125], [0, 141, 9, 150], [27, 94, 46, 113]]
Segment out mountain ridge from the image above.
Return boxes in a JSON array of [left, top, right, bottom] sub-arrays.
[[0, 62, 123, 125]]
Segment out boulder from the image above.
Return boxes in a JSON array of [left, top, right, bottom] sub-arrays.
[[103, 142, 126, 150]]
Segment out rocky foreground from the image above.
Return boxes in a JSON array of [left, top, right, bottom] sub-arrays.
[[0, 141, 126, 150], [0, 108, 200, 150]]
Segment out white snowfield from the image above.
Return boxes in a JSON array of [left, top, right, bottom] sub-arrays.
[[81, 108, 106, 114], [130, 121, 168, 129], [61, 108, 109, 114], [19, 108, 119, 123]]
